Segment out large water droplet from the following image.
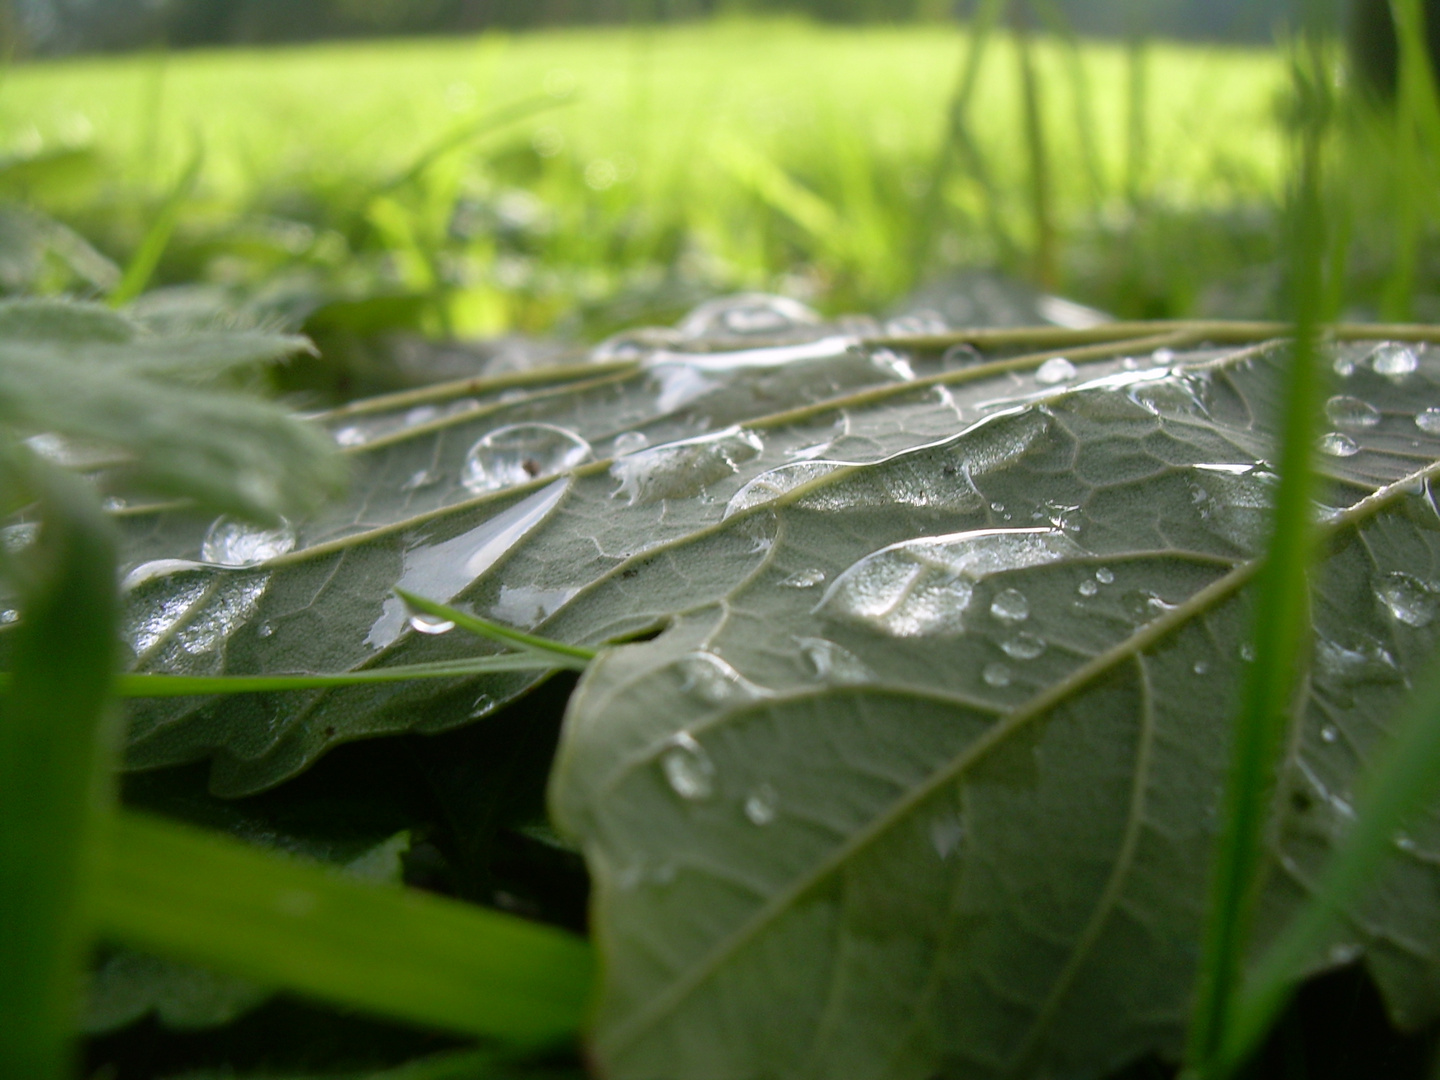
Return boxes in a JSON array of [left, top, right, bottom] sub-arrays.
[[1035, 357, 1078, 385], [367, 480, 568, 650], [1320, 725, 1340, 744], [1325, 395, 1381, 431], [1370, 342, 1419, 377], [677, 293, 821, 340], [744, 783, 778, 825], [724, 461, 844, 518], [201, 517, 296, 567], [1317, 432, 1360, 458], [1095, 567, 1115, 585], [1375, 571, 1439, 627], [989, 588, 1030, 624], [1417, 408, 1440, 435], [982, 662, 1013, 687], [611, 427, 764, 505], [660, 732, 716, 801], [461, 424, 593, 494], [1001, 632, 1046, 660], [1077, 579, 1099, 597], [819, 528, 1084, 638]]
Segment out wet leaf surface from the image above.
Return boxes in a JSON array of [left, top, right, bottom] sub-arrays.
[[108, 297, 1440, 1078]]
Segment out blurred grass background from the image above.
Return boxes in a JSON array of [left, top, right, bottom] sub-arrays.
[[0, 19, 1293, 348]]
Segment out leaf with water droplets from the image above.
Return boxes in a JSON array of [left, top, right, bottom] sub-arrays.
[[101, 302, 1440, 1078]]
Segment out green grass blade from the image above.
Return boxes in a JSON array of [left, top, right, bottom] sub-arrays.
[[108, 148, 202, 307], [93, 810, 594, 1046], [1184, 32, 1334, 1077], [394, 588, 596, 666], [0, 457, 119, 1080], [1216, 655, 1440, 1075], [107, 655, 569, 697]]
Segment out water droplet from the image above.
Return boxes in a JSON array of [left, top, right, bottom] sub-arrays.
[[1417, 408, 1440, 435], [1191, 465, 1279, 552], [1240, 643, 1257, 662], [102, 496, 127, 512], [461, 424, 593, 494], [1321, 725, 1339, 744], [469, 693, 496, 719], [1123, 590, 1175, 624], [334, 426, 367, 447], [366, 480, 568, 651], [408, 613, 455, 635], [930, 812, 965, 859], [1152, 347, 1176, 365], [257, 622, 274, 639], [400, 468, 441, 492], [1314, 636, 1401, 686], [1370, 342, 1419, 377], [660, 732, 716, 801], [1395, 832, 1419, 853], [818, 528, 1084, 638], [990, 501, 1006, 513], [676, 652, 764, 705], [779, 568, 826, 589], [0, 608, 19, 625], [0, 522, 39, 553], [201, 517, 296, 567], [611, 427, 764, 505], [1328, 943, 1362, 965], [405, 405, 439, 426], [982, 662, 1013, 687], [989, 588, 1030, 624], [612, 431, 650, 456], [677, 293, 820, 340], [744, 783, 778, 825], [1077, 579, 1099, 597], [795, 637, 873, 684], [1193, 660, 1210, 676], [884, 310, 948, 336], [724, 460, 843, 518], [1333, 354, 1357, 377], [592, 327, 678, 361], [1001, 632, 1046, 660], [1095, 567, 1115, 585], [1317, 432, 1360, 458], [1325, 395, 1381, 431], [1035, 357, 1078, 385], [1375, 571, 1439, 627]]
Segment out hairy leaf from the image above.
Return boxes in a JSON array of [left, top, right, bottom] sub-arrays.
[[108, 297, 1440, 1077], [0, 298, 344, 520]]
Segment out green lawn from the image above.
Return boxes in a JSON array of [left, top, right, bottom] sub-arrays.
[[0, 20, 1291, 332]]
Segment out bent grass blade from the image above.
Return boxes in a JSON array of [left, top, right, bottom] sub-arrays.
[[395, 588, 596, 667], [94, 811, 594, 1046]]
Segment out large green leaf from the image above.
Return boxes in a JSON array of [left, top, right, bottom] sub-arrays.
[[109, 297, 1440, 1076]]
